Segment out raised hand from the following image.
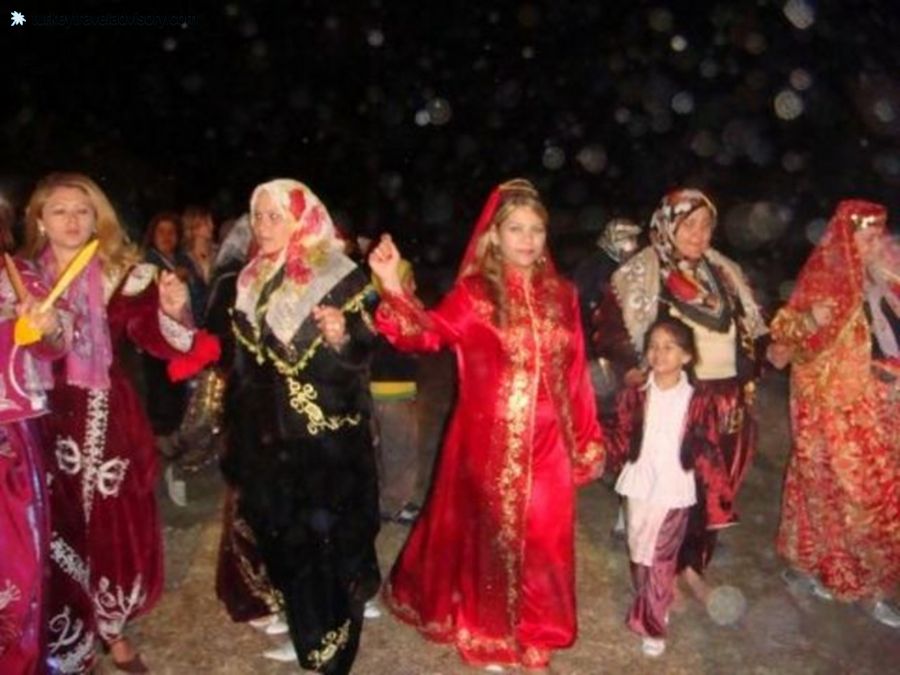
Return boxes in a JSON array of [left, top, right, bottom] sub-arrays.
[[368, 234, 404, 293]]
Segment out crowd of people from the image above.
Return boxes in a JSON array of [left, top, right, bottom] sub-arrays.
[[0, 174, 897, 675]]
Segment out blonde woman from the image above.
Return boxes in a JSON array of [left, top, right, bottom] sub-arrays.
[[24, 173, 214, 673]]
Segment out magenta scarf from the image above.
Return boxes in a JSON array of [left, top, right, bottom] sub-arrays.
[[38, 246, 113, 390]]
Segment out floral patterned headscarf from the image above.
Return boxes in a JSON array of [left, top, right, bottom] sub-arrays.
[[650, 188, 732, 332], [234, 179, 356, 345]]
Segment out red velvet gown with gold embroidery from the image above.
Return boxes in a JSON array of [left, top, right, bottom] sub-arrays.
[[377, 268, 604, 669], [40, 266, 193, 674]]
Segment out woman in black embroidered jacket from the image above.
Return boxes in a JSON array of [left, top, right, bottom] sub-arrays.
[[222, 179, 380, 674]]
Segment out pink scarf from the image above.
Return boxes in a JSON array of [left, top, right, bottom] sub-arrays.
[[38, 246, 113, 390]]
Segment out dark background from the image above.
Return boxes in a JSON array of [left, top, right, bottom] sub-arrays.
[[3, 0, 900, 300]]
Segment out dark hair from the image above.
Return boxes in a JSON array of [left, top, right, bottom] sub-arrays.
[[144, 211, 183, 249], [645, 316, 699, 376]]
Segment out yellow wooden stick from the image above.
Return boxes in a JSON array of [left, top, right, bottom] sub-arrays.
[[14, 239, 100, 346]]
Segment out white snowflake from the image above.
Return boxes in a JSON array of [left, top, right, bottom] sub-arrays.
[[10, 11, 26, 27]]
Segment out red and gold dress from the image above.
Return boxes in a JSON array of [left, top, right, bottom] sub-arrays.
[[771, 199, 900, 600], [377, 263, 604, 669]]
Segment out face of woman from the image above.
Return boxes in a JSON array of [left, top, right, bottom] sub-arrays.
[[673, 207, 714, 261], [252, 190, 292, 255], [153, 219, 178, 255], [492, 205, 547, 271], [853, 224, 885, 264], [40, 186, 96, 255], [192, 217, 214, 242]]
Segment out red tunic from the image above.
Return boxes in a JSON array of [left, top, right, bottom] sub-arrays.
[[377, 269, 604, 669], [41, 265, 193, 674]]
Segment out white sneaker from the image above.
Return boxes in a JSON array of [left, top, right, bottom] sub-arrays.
[[870, 600, 900, 628], [262, 641, 297, 662], [484, 666, 504, 673], [248, 614, 275, 630], [165, 465, 187, 507], [265, 615, 289, 635], [641, 637, 666, 657], [364, 600, 383, 619]]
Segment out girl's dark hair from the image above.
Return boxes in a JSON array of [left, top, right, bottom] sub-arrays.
[[646, 316, 700, 376]]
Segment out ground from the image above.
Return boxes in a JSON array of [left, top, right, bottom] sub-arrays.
[[108, 360, 898, 674]]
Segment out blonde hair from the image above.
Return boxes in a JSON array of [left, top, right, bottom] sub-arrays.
[[471, 178, 549, 325], [23, 172, 139, 272]]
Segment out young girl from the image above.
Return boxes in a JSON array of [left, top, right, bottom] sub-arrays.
[[609, 317, 734, 657]]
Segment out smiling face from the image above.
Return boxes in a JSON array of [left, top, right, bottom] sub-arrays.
[[251, 189, 292, 255], [40, 186, 96, 256], [491, 205, 547, 271], [853, 221, 886, 265], [673, 206, 714, 261]]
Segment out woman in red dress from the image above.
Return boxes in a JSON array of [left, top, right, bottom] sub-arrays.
[[770, 199, 900, 627], [23, 173, 212, 673], [368, 179, 605, 670], [0, 206, 67, 675]]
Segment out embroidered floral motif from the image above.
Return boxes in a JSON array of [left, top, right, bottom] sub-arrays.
[[158, 310, 193, 352], [48, 606, 96, 674], [49, 533, 90, 593], [286, 377, 362, 436], [93, 575, 148, 643], [306, 619, 351, 669], [53, 390, 128, 523]]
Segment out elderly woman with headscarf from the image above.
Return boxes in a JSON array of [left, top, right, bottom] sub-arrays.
[[221, 180, 380, 673], [593, 188, 771, 601], [770, 199, 900, 627]]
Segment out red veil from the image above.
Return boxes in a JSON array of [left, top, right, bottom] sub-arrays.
[[783, 199, 886, 353]]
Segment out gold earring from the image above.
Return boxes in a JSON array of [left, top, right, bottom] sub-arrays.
[[38, 222, 46, 237]]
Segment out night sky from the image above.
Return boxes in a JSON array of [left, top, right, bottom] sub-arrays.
[[3, 0, 900, 300]]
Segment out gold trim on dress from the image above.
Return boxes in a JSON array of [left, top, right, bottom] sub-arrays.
[[306, 619, 351, 670]]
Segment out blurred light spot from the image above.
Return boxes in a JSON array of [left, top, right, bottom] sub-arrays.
[[774, 89, 804, 120], [744, 32, 767, 55], [671, 91, 694, 114], [648, 7, 674, 33], [873, 150, 900, 183], [542, 145, 566, 170], [789, 68, 813, 91], [874, 99, 896, 124], [367, 29, 385, 47], [181, 73, 204, 94], [162, 37, 177, 52], [324, 15, 339, 30], [805, 218, 827, 245], [691, 130, 718, 158], [725, 202, 790, 251], [700, 58, 719, 79], [706, 585, 748, 626], [781, 151, 806, 172], [614, 107, 631, 124], [427, 98, 452, 125], [239, 20, 258, 38], [522, 46, 536, 59], [224, 4, 239, 17], [783, 0, 816, 30], [651, 112, 673, 133], [671, 34, 688, 52], [576, 145, 608, 173], [414, 109, 430, 126]]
